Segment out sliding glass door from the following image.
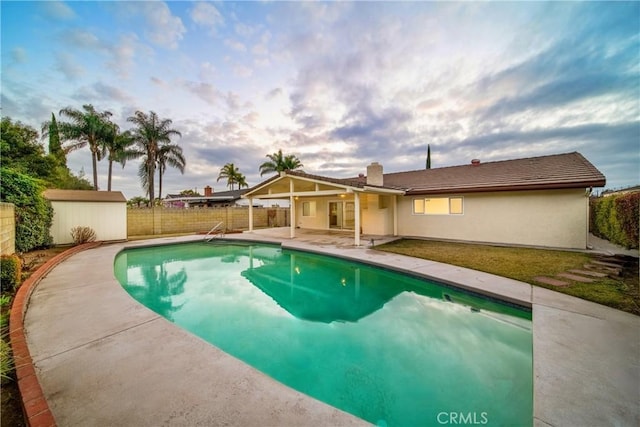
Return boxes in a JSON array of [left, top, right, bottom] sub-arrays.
[[329, 201, 355, 229]]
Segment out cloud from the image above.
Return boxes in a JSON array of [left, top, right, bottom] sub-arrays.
[[41, 0, 76, 20], [233, 65, 253, 78], [73, 82, 134, 104], [62, 28, 105, 50], [55, 52, 84, 79], [122, 1, 185, 49], [224, 39, 247, 52], [11, 48, 27, 63], [182, 80, 223, 106], [190, 2, 224, 36]]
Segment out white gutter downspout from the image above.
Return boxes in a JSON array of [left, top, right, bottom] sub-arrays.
[[393, 195, 398, 236], [289, 178, 296, 239], [354, 192, 361, 246]]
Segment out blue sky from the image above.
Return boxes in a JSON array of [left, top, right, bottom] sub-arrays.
[[2, 1, 639, 198]]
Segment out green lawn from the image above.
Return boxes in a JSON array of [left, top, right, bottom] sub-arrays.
[[375, 239, 639, 315]]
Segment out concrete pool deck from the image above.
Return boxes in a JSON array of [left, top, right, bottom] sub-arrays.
[[21, 230, 640, 426]]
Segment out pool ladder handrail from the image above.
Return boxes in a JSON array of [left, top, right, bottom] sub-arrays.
[[204, 221, 225, 242]]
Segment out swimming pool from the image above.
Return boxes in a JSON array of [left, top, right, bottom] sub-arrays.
[[114, 241, 532, 426]]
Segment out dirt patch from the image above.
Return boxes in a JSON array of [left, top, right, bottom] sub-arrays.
[[1, 245, 69, 427]]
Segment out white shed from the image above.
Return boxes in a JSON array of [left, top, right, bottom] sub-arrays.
[[43, 190, 127, 245]]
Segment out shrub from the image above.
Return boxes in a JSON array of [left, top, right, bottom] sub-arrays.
[[615, 192, 639, 249], [0, 335, 13, 384], [0, 255, 22, 293], [590, 192, 639, 249], [70, 226, 97, 245], [0, 167, 53, 252]]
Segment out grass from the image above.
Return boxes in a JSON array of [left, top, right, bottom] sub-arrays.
[[376, 239, 639, 315]]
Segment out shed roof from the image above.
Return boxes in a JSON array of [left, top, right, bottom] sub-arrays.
[[43, 189, 127, 202]]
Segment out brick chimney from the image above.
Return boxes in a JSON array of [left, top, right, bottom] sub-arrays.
[[366, 162, 383, 186], [204, 186, 213, 196]]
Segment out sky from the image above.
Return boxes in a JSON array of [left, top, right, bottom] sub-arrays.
[[1, 1, 639, 199]]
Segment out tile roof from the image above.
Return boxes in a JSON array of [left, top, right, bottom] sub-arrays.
[[385, 152, 606, 195], [42, 189, 127, 202], [247, 152, 605, 196]]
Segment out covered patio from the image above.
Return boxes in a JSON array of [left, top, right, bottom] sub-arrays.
[[243, 169, 403, 246]]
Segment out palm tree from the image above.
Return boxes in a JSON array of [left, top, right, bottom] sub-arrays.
[[234, 173, 248, 189], [50, 105, 113, 190], [217, 163, 248, 190], [259, 149, 303, 176], [156, 142, 186, 200], [127, 111, 182, 203], [104, 124, 138, 191]]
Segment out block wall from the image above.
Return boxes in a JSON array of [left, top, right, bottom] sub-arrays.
[[0, 203, 16, 255], [127, 207, 289, 237]]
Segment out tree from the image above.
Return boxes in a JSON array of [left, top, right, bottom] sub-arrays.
[[2, 117, 91, 190], [156, 141, 186, 200], [127, 111, 182, 203], [47, 113, 66, 165], [259, 149, 303, 176], [0, 167, 53, 252], [217, 163, 248, 190], [426, 144, 431, 169], [103, 125, 137, 191], [54, 105, 114, 190], [179, 189, 202, 196], [2, 117, 56, 178]]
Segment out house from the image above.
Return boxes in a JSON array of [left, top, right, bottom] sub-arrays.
[[43, 189, 127, 244], [163, 186, 249, 208], [242, 152, 606, 249]]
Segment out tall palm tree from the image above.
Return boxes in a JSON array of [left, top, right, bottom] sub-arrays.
[[156, 142, 186, 200], [104, 124, 138, 191], [217, 163, 248, 190], [52, 104, 113, 190], [127, 110, 182, 203], [259, 149, 303, 176]]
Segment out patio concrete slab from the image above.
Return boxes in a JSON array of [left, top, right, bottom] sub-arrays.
[[23, 231, 640, 426], [532, 297, 640, 426]]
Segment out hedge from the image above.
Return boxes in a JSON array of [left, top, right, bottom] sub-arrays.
[[0, 167, 53, 252], [590, 192, 639, 249]]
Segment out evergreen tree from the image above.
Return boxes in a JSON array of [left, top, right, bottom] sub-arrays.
[[426, 144, 431, 169], [47, 112, 66, 165]]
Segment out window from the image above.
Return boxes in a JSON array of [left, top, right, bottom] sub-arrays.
[[302, 201, 316, 217], [413, 197, 463, 215], [413, 199, 425, 214]]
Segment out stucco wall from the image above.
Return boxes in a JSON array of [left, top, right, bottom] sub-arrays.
[[50, 201, 127, 244], [0, 202, 16, 255], [293, 194, 393, 235], [127, 207, 289, 237], [397, 189, 589, 249]]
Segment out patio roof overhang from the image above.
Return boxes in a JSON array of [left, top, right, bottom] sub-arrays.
[[242, 171, 402, 245], [242, 171, 404, 199]]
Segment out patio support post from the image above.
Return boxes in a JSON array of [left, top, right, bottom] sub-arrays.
[[289, 179, 296, 239], [393, 195, 398, 236], [354, 192, 361, 246], [248, 198, 254, 232]]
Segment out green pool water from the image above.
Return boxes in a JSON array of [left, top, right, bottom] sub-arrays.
[[114, 241, 532, 426]]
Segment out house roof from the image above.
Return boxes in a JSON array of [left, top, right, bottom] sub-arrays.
[[43, 189, 126, 202], [386, 152, 606, 195], [245, 152, 605, 197], [165, 189, 247, 202]]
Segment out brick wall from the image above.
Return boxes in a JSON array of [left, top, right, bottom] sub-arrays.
[[0, 202, 15, 255], [127, 207, 289, 237]]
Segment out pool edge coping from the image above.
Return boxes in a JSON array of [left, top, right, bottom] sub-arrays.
[[18, 234, 640, 426]]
